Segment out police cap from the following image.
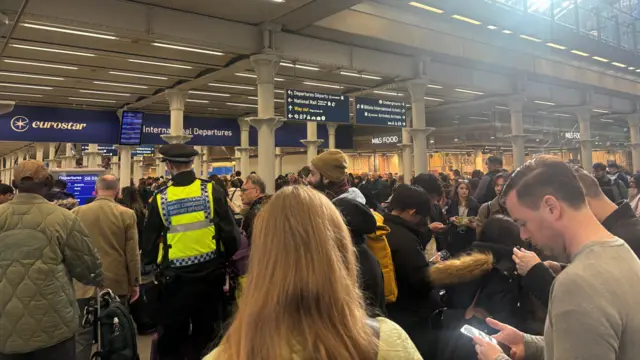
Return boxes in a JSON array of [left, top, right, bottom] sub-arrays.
[[159, 144, 199, 163]]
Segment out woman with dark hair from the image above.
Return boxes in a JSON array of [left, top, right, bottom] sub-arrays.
[[427, 215, 543, 359], [121, 186, 147, 243], [209, 174, 229, 198], [446, 180, 480, 255]]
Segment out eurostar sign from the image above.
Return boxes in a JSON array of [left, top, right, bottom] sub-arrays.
[[10, 116, 87, 132]]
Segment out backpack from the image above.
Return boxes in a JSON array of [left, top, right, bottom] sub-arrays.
[[366, 211, 398, 303], [90, 290, 140, 360]]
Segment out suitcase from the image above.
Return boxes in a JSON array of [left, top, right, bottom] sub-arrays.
[[129, 282, 159, 335]]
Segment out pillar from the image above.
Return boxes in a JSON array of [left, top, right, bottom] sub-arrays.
[[7, 156, 14, 183], [111, 159, 119, 177], [235, 118, 252, 178], [162, 89, 192, 144], [398, 127, 413, 183], [474, 147, 484, 171], [155, 147, 166, 178], [628, 114, 640, 172], [132, 156, 143, 183], [193, 146, 202, 177], [47, 143, 57, 170], [201, 146, 210, 178], [35, 144, 44, 162], [576, 107, 594, 168], [250, 53, 282, 194], [509, 97, 526, 168], [275, 147, 284, 176], [407, 80, 434, 174], [119, 146, 132, 189], [86, 144, 101, 168], [301, 121, 324, 164], [327, 124, 338, 150], [62, 143, 75, 169]]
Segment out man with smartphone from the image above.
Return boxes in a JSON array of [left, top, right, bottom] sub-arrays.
[[474, 158, 640, 360]]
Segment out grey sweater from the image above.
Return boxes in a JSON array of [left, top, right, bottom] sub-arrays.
[[497, 238, 640, 360]]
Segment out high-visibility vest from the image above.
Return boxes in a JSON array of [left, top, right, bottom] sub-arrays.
[[157, 179, 216, 267]]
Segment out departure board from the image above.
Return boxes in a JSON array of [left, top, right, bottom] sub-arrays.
[[58, 174, 98, 205], [119, 111, 144, 145]]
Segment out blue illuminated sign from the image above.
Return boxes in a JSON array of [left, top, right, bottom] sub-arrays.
[[132, 146, 155, 157], [81, 144, 118, 156], [58, 174, 98, 206], [355, 97, 407, 127], [120, 111, 144, 145], [285, 89, 350, 123], [141, 114, 239, 146]]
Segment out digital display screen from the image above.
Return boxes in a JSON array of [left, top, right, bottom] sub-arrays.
[[58, 174, 98, 206], [119, 111, 144, 145], [81, 144, 118, 156]]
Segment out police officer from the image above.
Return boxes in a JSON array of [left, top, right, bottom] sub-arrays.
[[142, 144, 240, 360]]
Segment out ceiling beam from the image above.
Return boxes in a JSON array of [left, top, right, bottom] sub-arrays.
[[273, 0, 365, 31]]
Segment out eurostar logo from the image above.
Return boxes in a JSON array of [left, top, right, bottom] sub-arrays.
[[10, 116, 29, 132]]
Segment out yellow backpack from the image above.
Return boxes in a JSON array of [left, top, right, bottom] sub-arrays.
[[366, 211, 398, 303]]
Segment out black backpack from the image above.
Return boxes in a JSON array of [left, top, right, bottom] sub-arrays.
[[90, 290, 140, 360]]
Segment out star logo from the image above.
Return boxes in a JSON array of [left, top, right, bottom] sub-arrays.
[[10, 116, 30, 132]]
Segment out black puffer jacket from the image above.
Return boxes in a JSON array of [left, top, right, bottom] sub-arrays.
[[332, 191, 386, 317]]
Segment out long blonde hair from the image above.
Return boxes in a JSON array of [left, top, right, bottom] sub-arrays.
[[219, 186, 378, 360]]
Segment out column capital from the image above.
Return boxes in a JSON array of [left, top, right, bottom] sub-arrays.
[[508, 96, 525, 112], [234, 146, 254, 153], [629, 143, 640, 149], [574, 106, 593, 121], [301, 139, 324, 147], [248, 116, 284, 131], [627, 113, 640, 126], [397, 143, 413, 150], [326, 123, 339, 131], [165, 89, 187, 111], [275, 153, 285, 159], [161, 134, 192, 144], [238, 117, 252, 131], [250, 54, 282, 85], [407, 80, 428, 101], [407, 127, 435, 137]]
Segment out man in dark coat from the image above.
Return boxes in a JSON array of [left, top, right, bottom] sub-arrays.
[[474, 156, 503, 204], [307, 150, 386, 316]]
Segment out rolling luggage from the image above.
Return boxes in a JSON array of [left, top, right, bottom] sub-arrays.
[[129, 282, 159, 335]]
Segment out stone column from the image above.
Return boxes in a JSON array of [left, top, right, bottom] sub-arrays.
[[201, 146, 210, 178], [162, 89, 192, 144], [86, 144, 101, 168], [275, 147, 284, 176], [250, 53, 282, 194], [327, 124, 338, 150], [474, 147, 484, 171], [193, 146, 203, 177], [62, 143, 75, 169], [628, 114, 640, 172], [47, 143, 57, 170], [119, 146, 132, 189], [301, 121, 324, 164], [576, 107, 594, 168], [132, 156, 144, 182], [111, 159, 120, 177], [7, 156, 14, 183], [235, 118, 252, 177], [407, 80, 433, 174], [398, 127, 413, 183], [508, 97, 526, 168], [35, 144, 44, 162], [155, 147, 166, 178]]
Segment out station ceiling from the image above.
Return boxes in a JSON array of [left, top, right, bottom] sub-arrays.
[[0, 0, 637, 157]]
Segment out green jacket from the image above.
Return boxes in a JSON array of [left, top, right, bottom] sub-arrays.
[[0, 193, 103, 354]]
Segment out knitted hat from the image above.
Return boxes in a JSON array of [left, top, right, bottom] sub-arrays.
[[14, 160, 49, 184], [311, 150, 348, 182]]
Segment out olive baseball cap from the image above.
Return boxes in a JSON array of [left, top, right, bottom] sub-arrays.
[[14, 160, 50, 184]]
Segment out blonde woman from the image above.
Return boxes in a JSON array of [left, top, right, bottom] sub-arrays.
[[204, 186, 422, 360]]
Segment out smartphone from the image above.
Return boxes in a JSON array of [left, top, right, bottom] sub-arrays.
[[460, 325, 497, 344], [429, 250, 451, 262]]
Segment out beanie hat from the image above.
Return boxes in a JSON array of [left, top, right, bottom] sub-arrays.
[[311, 150, 348, 182]]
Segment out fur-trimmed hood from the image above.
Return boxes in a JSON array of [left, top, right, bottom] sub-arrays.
[[429, 252, 494, 287]]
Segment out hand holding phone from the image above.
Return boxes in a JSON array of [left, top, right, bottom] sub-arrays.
[[460, 325, 496, 344]]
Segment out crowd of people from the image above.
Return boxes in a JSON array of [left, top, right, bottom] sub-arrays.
[[2, 145, 640, 360]]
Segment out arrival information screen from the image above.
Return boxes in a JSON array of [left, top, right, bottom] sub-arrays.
[[120, 111, 144, 145], [58, 174, 98, 205]]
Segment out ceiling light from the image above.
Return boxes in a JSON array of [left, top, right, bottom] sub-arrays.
[[93, 81, 148, 89], [226, 102, 259, 108], [629, 67, 636, 70], [454, 88, 484, 95], [339, 71, 382, 80], [408, 2, 444, 13], [502, 29, 513, 34], [79, 90, 130, 96], [11, 44, 95, 57], [275, 89, 285, 93], [424, 96, 444, 101], [487, 25, 498, 30], [636, 69, 640, 72], [247, 96, 258, 100], [495, 105, 509, 109], [209, 83, 255, 90], [612, 62, 627, 68], [601, 119, 614, 122], [235, 73, 257, 78], [280, 61, 319, 71], [374, 90, 402, 96], [69, 97, 116, 103], [491, 136, 495, 139], [451, 15, 482, 25], [0, 83, 52, 89], [592, 56, 610, 62], [546, 42, 566, 50], [570, 50, 590, 56], [21, 23, 118, 39], [520, 34, 542, 42], [534, 100, 555, 105], [303, 81, 343, 89], [152, 42, 224, 56], [0, 92, 43, 97], [127, 59, 192, 69], [469, 116, 488, 120], [427, 84, 443, 89], [186, 99, 209, 103], [553, 113, 571, 117], [592, 109, 609, 113], [108, 71, 168, 80], [3, 59, 78, 70], [538, 111, 548, 114], [361, 74, 382, 80], [0, 72, 64, 80], [188, 91, 230, 97], [340, 71, 360, 77], [274, 99, 284, 102]]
